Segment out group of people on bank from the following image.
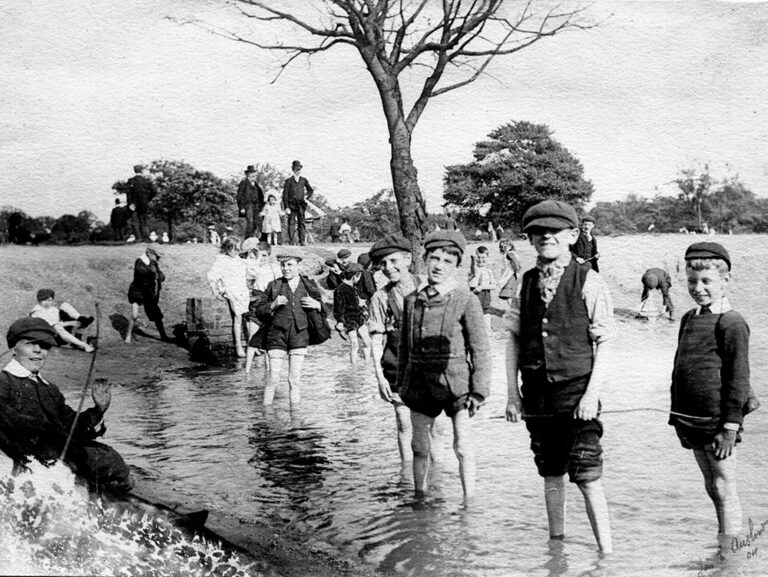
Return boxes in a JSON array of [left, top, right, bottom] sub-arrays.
[[0, 198, 758, 557]]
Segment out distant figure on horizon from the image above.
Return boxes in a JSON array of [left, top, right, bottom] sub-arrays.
[[339, 218, 352, 243], [328, 217, 341, 243], [237, 165, 265, 240], [260, 194, 284, 246], [208, 225, 221, 247], [571, 215, 600, 272], [444, 212, 457, 231], [110, 198, 130, 242], [639, 267, 674, 320], [282, 160, 314, 246], [126, 164, 156, 242]]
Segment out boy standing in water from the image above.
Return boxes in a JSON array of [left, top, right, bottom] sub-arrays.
[[333, 263, 372, 364], [398, 231, 491, 504], [468, 245, 496, 331], [505, 200, 613, 553], [671, 242, 752, 535]]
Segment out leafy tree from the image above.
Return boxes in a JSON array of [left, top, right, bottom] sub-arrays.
[[674, 163, 714, 232], [341, 188, 400, 242], [707, 175, 754, 233], [198, 1, 591, 256], [50, 211, 97, 244], [443, 121, 594, 231], [147, 159, 238, 241]]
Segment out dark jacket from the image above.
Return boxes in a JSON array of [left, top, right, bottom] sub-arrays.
[[237, 178, 264, 210], [255, 276, 323, 331], [282, 176, 314, 210], [110, 205, 131, 229], [128, 258, 164, 300], [519, 260, 594, 383], [571, 233, 599, 272], [126, 174, 156, 214]]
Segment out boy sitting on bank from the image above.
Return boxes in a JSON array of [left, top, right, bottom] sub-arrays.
[[505, 200, 613, 553], [333, 263, 372, 364], [30, 289, 95, 353], [671, 242, 755, 536]]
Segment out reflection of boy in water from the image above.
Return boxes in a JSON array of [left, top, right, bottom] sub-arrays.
[[640, 267, 674, 320], [398, 231, 491, 505], [671, 242, 754, 536], [506, 200, 613, 553]]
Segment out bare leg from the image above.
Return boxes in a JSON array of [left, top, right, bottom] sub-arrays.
[[411, 411, 435, 496], [125, 303, 139, 344], [348, 330, 359, 364], [264, 350, 283, 405], [229, 307, 245, 357], [452, 409, 476, 505], [357, 325, 372, 362], [287, 349, 306, 405], [545, 476, 567, 539], [394, 401, 413, 462], [578, 479, 613, 553], [54, 324, 94, 352], [694, 448, 742, 535]]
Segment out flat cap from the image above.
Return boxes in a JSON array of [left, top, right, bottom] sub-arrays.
[[7, 317, 58, 348], [522, 200, 579, 232], [369, 233, 412, 262], [356, 252, 371, 268], [581, 215, 595, 223], [424, 230, 467, 255], [324, 256, 338, 267], [36, 288, 55, 301], [337, 248, 352, 259], [146, 247, 162, 259], [344, 262, 363, 275], [275, 246, 304, 262], [685, 242, 731, 270]]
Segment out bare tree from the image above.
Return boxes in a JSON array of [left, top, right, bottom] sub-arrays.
[[199, 0, 591, 250]]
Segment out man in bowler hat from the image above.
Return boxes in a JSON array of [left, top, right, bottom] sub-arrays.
[[237, 165, 265, 239], [126, 164, 156, 242], [282, 160, 314, 246]]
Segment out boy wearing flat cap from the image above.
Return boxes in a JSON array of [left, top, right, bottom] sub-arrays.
[[397, 230, 491, 504], [0, 318, 133, 493], [368, 233, 431, 462], [505, 199, 613, 552], [671, 241, 757, 535]]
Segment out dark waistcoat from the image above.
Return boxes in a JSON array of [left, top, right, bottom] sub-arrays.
[[271, 278, 309, 331], [520, 260, 593, 382]]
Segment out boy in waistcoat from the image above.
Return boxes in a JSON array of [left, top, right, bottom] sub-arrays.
[[397, 231, 491, 504], [505, 200, 613, 553], [671, 242, 753, 535]]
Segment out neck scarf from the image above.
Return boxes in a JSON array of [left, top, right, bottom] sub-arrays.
[[536, 254, 572, 306]]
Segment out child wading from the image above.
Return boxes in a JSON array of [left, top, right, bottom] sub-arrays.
[[468, 245, 496, 331], [671, 242, 757, 536], [506, 200, 613, 553], [398, 231, 491, 505], [207, 236, 249, 357], [333, 262, 372, 364]]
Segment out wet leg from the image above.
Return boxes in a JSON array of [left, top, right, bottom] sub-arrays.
[[694, 448, 742, 535], [287, 349, 306, 404], [578, 479, 613, 553], [452, 409, 476, 505], [545, 476, 567, 539], [348, 330, 359, 364], [394, 401, 413, 462], [411, 411, 435, 496], [264, 350, 284, 405], [357, 325, 372, 362]]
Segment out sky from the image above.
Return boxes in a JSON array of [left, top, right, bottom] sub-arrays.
[[1, 0, 767, 222]]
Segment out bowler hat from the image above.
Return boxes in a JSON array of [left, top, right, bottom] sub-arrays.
[[357, 253, 371, 268], [424, 230, 467, 255], [369, 234, 412, 262], [685, 242, 731, 270], [522, 200, 579, 232], [36, 288, 55, 302], [6, 317, 58, 349], [291, 160, 302, 170], [133, 164, 144, 173], [245, 165, 256, 174]]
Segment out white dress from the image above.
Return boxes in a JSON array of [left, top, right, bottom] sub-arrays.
[[207, 254, 250, 315]]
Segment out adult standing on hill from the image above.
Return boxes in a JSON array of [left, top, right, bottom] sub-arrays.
[[282, 160, 314, 246], [571, 215, 600, 272], [237, 165, 265, 240], [110, 198, 130, 242], [126, 164, 156, 242], [125, 246, 169, 343]]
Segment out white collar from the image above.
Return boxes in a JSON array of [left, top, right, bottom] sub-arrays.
[[286, 275, 301, 290], [3, 358, 48, 383], [698, 297, 731, 315], [139, 253, 150, 265], [417, 275, 458, 296]]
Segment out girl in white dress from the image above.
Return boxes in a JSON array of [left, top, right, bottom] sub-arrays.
[[207, 236, 249, 357]]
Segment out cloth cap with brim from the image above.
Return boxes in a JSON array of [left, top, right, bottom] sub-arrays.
[[36, 288, 55, 302], [324, 256, 338, 267], [424, 230, 467, 255], [345, 263, 363, 275], [357, 253, 371, 268], [6, 317, 58, 348], [581, 215, 595, 223], [368, 234, 412, 262], [146, 247, 162, 259], [522, 200, 579, 232], [337, 248, 352, 259], [275, 247, 304, 262], [685, 242, 731, 270]]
